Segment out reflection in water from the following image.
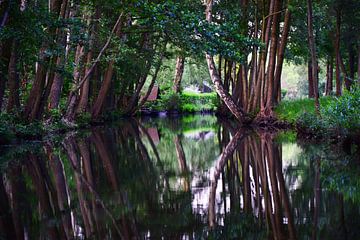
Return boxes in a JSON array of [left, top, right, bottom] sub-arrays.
[[0, 115, 359, 239]]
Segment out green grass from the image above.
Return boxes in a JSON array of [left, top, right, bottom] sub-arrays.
[[275, 97, 334, 124]]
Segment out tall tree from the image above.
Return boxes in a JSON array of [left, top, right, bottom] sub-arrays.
[[205, 0, 248, 123], [173, 56, 185, 93], [307, 0, 320, 113]]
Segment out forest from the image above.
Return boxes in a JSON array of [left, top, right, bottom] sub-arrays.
[[0, 0, 359, 134], [1, 0, 360, 239]]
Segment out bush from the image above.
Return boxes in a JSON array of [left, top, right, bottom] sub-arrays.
[[160, 91, 182, 111], [297, 112, 326, 136], [0, 113, 44, 141], [322, 87, 360, 134], [0, 113, 15, 143], [143, 91, 219, 113], [180, 91, 218, 112]]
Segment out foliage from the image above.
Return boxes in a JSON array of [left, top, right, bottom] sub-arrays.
[[275, 97, 334, 124], [0, 113, 43, 142], [144, 91, 219, 113], [276, 88, 360, 137], [181, 91, 218, 113], [322, 87, 360, 134], [297, 112, 327, 137]]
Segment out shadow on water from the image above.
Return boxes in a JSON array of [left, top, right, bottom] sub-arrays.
[[0, 114, 359, 239]]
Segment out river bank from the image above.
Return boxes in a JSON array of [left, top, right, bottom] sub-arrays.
[[1, 88, 359, 145]]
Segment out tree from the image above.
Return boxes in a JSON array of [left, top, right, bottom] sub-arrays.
[[307, 0, 320, 113]]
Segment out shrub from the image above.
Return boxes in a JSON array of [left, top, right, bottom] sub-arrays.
[[322, 87, 360, 134], [297, 112, 326, 136], [160, 91, 182, 111]]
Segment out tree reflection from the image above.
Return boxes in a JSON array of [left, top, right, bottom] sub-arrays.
[[0, 117, 359, 239]]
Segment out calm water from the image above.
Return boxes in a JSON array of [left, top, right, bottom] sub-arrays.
[[0, 114, 359, 239]]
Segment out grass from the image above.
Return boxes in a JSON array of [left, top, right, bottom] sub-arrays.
[[275, 88, 360, 138], [275, 96, 334, 124]]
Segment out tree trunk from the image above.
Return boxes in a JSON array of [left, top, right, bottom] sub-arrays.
[[335, 10, 342, 96], [257, 0, 274, 115], [77, 49, 92, 113], [308, 61, 315, 98], [263, 0, 280, 117], [205, 0, 248, 123], [48, 0, 69, 110], [325, 58, 333, 95], [92, 20, 123, 119], [63, 13, 123, 123], [274, 7, 291, 104], [7, 40, 20, 112], [349, 45, 355, 84], [173, 56, 185, 93], [92, 61, 115, 118], [23, 48, 48, 121], [135, 56, 163, 112], [77, 9, 100, 113], [307, 0, 320, 113]]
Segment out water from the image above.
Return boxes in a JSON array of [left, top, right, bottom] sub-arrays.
[[0, 114, 359, 239]]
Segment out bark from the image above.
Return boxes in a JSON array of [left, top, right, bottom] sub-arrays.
[[255, 0, 274, 114], [23, 48, 48, 121], [48, 0, 69, 109], [307, 0, 320, 113], [7, 40, 20, 112], [274, 7, 291, 104], [91, 20, 124, 119], [77, 20, 95, 113], [64, 13, 123, 121], [325, 58, 333, 95], [263, 0, 280, 116], [308, 61, 315, 98], [349, 46, 355, 83], [335, 10, 342, 96], [48, 58, 64, 109], [135, 56, 163, 112], [336, 54, 341, 96], [205, 0, 248, 123], [92, 60, 115, 118], [123, 34, 156, 115], [172, 56, 185, 93]]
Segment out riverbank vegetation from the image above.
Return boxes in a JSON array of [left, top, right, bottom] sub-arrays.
[[275, 87, 360, 138], [0, 0, 360, 141]]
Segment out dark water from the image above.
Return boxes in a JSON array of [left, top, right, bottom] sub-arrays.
[[0, 114, 360, 239]]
